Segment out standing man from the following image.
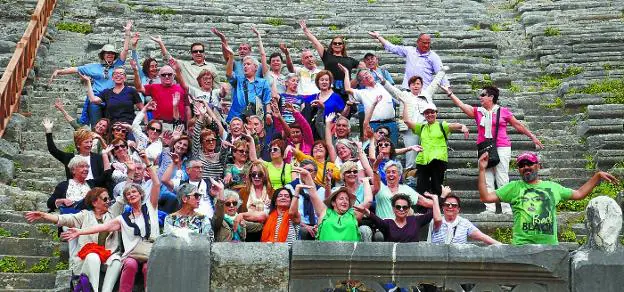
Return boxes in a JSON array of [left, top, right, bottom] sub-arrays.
[[358, 52, 395, 140], [151, 36, 218, 92], [296, 49, 322, 97], [212, 28, 263, 78], [368, 31, 448, 89], [478, 151, 619, 245], [341, 65, 398, 145]]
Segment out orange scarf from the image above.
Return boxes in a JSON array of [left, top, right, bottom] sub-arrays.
[[261, 210, 290, 242]]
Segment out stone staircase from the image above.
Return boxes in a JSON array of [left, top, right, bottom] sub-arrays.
[[1, 0, 624, 289]]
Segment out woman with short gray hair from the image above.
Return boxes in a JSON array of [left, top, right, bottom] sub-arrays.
[[213, 190, 263, 242]]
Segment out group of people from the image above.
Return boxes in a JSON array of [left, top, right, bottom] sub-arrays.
[[26, 20, 619, 291]]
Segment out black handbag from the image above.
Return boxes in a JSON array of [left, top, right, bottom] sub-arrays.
[[477, 107, 501, 169]]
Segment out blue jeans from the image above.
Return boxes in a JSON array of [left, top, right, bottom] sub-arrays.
[[370, 120, 399, 146], [158, 188, 179, 214], [87, 100, 103, 127]]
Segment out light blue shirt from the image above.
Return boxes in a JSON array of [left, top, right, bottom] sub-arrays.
[[226, 74, 272, 122], [77, 59, 125, 95], [383, 43, 448, 89]]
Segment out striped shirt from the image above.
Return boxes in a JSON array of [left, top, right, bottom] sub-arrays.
[[192, 119, 227, 180], [430, 216, 477, 244], [274, 213, 299, 243]]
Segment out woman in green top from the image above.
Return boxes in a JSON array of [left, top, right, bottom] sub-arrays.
[[297, 165, 374, 241], [403, 102, 469, 197], [250, 137, 294, 189]]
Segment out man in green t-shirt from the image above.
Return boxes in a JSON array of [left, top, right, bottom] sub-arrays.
[[478, 151, 619, 245]]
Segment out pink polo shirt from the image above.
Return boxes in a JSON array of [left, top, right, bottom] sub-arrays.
[[144, 84, 187, 122], [473, 106, 513, 147]]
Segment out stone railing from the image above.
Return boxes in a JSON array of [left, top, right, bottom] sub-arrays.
[[0, 0, 57, 137], [146, 197, 623, 292]]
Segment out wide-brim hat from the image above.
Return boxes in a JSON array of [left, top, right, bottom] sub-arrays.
[[324, 187, 357, 209], [98, 44, 118, 60]]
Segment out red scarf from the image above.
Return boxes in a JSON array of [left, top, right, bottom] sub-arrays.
[[261, 210, 290, 242]]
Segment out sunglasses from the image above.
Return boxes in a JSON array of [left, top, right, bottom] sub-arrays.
[[332, 42, 344, 46], [270, 147, 281, 153], [518, 161, 536, 168], [344, 169, 358, 175], [225, 201, 238, 207], [113, 127, 127, 133], [443, 202, 459, 208], [148, 126, 162, 133], [378, 142, 391, 147], [113, 144, 127, 150], [376, 131, 388, 136], [160, 73, 173, 78], [187, 193, 201, 200], [479, 93, 488, 97], [235, 149, 248, 155], [250, 171, 264, 178], [191, 49, 204, 54], [394, 205, 410, 211], [99, 196, 110, 203]]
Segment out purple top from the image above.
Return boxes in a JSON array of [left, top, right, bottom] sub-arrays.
[[370, 209, 433, 242], [383, 43, 448, 89], [473, 106, 513, 147]]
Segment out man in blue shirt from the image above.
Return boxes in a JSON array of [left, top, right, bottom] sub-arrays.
[[212, 28, 263, 78], [225, 53, 272, 123]]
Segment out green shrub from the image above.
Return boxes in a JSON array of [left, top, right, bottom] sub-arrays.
[[55, 261, 69, 270], [469, 74, 493, 90], [56, 22, 93, 34], [558, 227, 577, 242], [544, 27, 560, 36], [63, 144, 76, 153], [509, 83, 522, 93], [533, 66, 584, 90], [328, 25, 339, 31], [144, 7, 175, 15], [541, 97, 564, 109], [265, 17, 285, 26], [386, 35, 403, 45], [0, 227, 11, 237], [570, 79, 624, 104], [29, 258, 50, 273], [492, 227, 513, 244], [367, 0, 377, 3], [0, 257, 26, 273], [584, 154, 596, 170], [557, 182, 624, 211], [434, 32, 441, 38]]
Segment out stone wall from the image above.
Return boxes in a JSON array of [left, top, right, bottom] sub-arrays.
[[149, 239, 603, 292]]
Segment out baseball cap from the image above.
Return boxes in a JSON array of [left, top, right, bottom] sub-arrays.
[[420, 103, 437, 113], [516, 151, 539, 164]]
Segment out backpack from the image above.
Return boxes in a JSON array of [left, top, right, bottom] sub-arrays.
[[70, 273, 94, 292]]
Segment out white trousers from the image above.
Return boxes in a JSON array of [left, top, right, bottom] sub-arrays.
[[483, 146, 512, 213], [401, 130, 420, 169], [81, 253, 122, 292]]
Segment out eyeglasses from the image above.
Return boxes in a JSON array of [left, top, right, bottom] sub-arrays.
[[160, 73, 173, 78], [225, 201, 238, 207], [112, 72, 126, 77], [378, 142, 391, 147], [191, 50, 204, 54], [332, 42, 344, 46], [148, 126, 162, 133], [250, 171, 264, 178], [187, 193, 201, 200], [518, 161, 536, 168], [344, 169, 358, 175], [270, 147, 281, 153], [99, 196, 110, 203], [443, 202, 459, 208], [113, 127, 127, 133], [394, 205, 410, 211], [235, 149, 248, 155], [113, 144, 127, 150]]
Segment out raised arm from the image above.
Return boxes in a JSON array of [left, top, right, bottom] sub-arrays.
[[368, 31, 391, 49], [251, 27, 269, 76], [224, 44, 235, 79], [324, 113, 337, 162], [355, 178, 374, 221], [423, 192, 442, 230], [337, 64, 355, 96], [161, 153, 181, 191], [570, 171, 619, 200], [289, 185, 304, 225], [130, 59, 146, 93], [363, 95, 381, 134], [478, 152, 500, 203], [211, 28, 230, 62], [356, 141, 375, 180], [295, 167, 327, 219], [170, 58, 189, 92], [42, 118, 72, 165], [53, 99, 80, 130], [141, 151, 161, 208], [400, 98, 418, 130], [439, 86, 474, 118], [507, 115, 543, 150], [280, 43, 295, 73], [299, 20, 325, 58], [149, 35, 169, 60], [245, 130, 260, 163], [79, 74, 103, 104], [48, 67, 79, 86], [118, 20, 133, 61]]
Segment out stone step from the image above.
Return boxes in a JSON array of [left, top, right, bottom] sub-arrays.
[[0, 255, 59, 273], [0, 222, 57, 240], [0, 238, 59, 257], [0, 273, 56, 290], [12, 152, 67, 170], [11, 178, 58, 194]]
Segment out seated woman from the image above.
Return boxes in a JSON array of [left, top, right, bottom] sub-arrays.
[[238, 161, 273, 217], [43, 118, 104, 181], [223, 139, 250, 188], [292, 140, 341, 186], [163, 181, 224, 240], [356, 193, 439, 243], [127, 100, 163, 162], [47, 156, 112, 213], [260, 187, 302, 243], [430, 188, 501, 245], [213, 190, 263, 242], [61, 151, 161, 292], [249, 135, 294, 189], [102, 138, 135, 186], [191, 102, 228, 180], [297, 165, 373, 242], [26, 188, 124, 292], [52, 99, 111, 154]]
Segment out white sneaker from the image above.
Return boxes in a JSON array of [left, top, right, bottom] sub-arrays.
[[501, 203, 513, 215], [481, 203, 497, 215]]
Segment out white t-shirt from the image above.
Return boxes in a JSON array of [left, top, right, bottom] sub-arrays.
[[352, 84, 395, 121], [189, 179, 214, 218], [296, 66, 321, 95], [188, 87, 221, 109]]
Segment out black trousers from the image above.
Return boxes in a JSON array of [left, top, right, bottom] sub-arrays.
[[416, 159, 448, 196]]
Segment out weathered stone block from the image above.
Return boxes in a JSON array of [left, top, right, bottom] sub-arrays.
[[0, 138, 19, 159], [211, 242, 289, 291], [147, 234, 212, 292], [0, 157, 15, 183], [571, 249, 624, 292]]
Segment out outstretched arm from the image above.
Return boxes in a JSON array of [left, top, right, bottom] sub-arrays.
[[299, 20, 325, 58], [324, 113, 337, 162], [448, 122, 470, 139], [252, 27, 269, 76], [368, 31, 391, 49], [150, 35, 170, 60], [570, 171, 619, 200], [338, 64, 355, 96], [439, 86, 474, 118], [212, 28, 230, 62], [508, 115, 543, 150], [79, 75, 103, 104], [61, 218, 121, 241], [470, 229, 502, 245]]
